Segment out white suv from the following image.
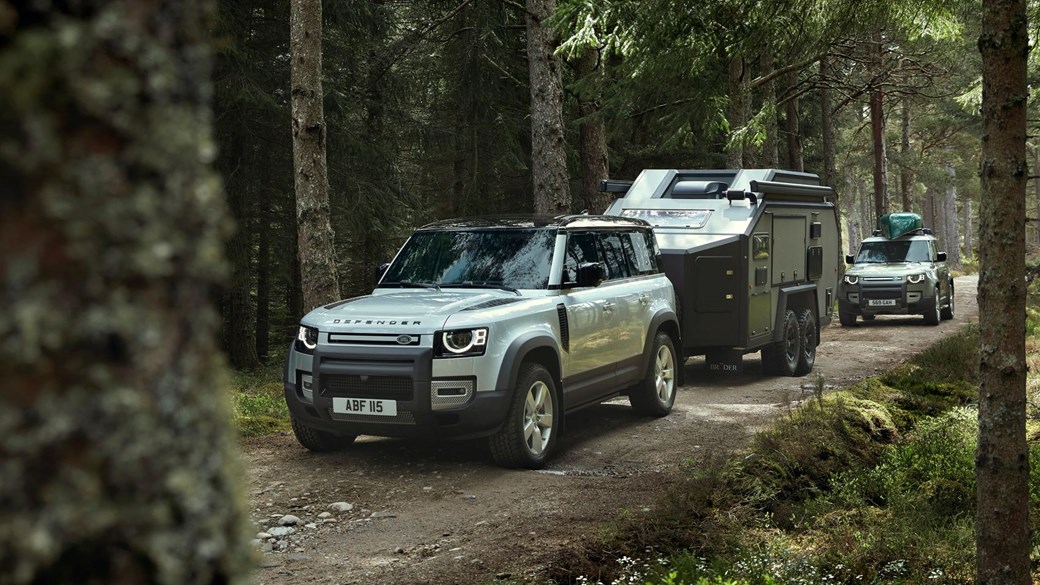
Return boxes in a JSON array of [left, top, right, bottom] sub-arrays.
[[283, 215, 681, 468]]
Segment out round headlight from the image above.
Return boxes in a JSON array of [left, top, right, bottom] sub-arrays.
[[843, 275, 859, 285], [442, 328, 488, 354], [297, 325, 318, 350], [907, 273, 925, 284]]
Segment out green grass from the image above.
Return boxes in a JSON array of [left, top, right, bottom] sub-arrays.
[[227, 362, 290, 437]]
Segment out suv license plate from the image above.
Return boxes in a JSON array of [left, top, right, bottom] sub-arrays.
[[332, 397, 398, 416], [867, 299, 898, 307]]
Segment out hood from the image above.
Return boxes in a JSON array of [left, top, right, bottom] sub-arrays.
[[302, 290, 522, 333], [846, 262, 933, 278]]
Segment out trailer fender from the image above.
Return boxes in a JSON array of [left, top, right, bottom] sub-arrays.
[[640, 309, 684, 386], [773, 285, 818, 344]]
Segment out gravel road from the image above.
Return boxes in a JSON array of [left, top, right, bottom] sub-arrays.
[[244, 275, 979, 585]]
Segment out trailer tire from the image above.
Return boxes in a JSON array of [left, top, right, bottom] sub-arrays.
[[795, 308, 817, 376], [762, 309, 801, 376]]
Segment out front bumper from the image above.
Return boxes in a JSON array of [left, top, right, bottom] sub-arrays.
[[838, 280, 936, 316], [283, 343, 510, 440]]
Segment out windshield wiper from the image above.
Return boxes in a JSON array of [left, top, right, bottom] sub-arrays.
[[441, 282, 522, 296], [387, 280, 441, 291]]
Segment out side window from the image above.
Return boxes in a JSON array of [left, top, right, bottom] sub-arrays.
[[563, 232, 600, 284], [625, 231, 656, 275], [600, 232, 632, 280]]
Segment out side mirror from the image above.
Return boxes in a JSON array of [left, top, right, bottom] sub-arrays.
[[936, 251, 947, 262], [375, 262, 390, 285], [845, 254, 855, 265], [576, 262, 605, 287]]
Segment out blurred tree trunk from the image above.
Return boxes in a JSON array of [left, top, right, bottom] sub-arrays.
[[291, 0, 341, 309], [976, 1, 1030, 583], [573, 48, 610, 214], [0, 2, 250, 583], [526, 0, 570, 214]]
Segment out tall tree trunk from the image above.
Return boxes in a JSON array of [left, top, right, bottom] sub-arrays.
[[256, 178, 272, 362], [976, 1, 1029, 583], [943, 166, 962, 269], [761, 46, 779, 168], [0, 2, 249, 582], [900, 97, 912, 211], [1034, 146, 1040, 246], [526, 0, 570, 214], [291, 0, 341, 309], [727, 56, 750, 168], [859, 176, 873, 235], [923, 185, 936, 230], [784, 69, 803, 171], [573, 48, 610, 214], [963, 197, 974, 259], [820, 56, 836, 188], [870, 34, 889, 220]]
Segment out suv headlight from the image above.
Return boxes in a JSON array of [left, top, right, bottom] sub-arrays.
[[295, 325, 318, 354], [843, 275, 859, 285], [436, 328, 488, 358], [906, 273, 925, 284]]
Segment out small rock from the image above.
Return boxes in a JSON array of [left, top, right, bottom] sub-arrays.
[[474, 521, 487, 527], [317, 512, 332, 519], [268, 526, 295, 537], [394, 547, 406, 554], [273, 540, 288, 551], [261, 543, 274, 553], [256, 532, 272, 540], [422, 486, 433, 492], [495, 573, 512, 580], [279, 515, 301, 526], [370, 511, 396, 519], [462, 495, 477, 501], [250, 538, 263, 547], [304, 523, 317, 529], [329, 502, 354, 513]]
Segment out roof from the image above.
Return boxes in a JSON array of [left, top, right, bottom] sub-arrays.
[[418, 214, 651, 231]]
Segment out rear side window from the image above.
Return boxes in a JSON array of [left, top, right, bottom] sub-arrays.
[[625, 230, 657, 274], [600, 232, 633, 280], [563, 232, 600, 284]]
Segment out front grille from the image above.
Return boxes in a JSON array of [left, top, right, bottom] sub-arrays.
[[321, 374, 414, 401], [328, 409, 416, 425], [861, 287, 903, 300]]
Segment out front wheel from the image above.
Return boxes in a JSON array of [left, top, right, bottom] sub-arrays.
[[941, 283, 955, 320], [489, 363, 559, 469], [291, 417, 357, 452], [924, 290, 941, 326], [630, 331, 677, 417], [762, 309, 801, 376], [838, 309, 856, 326]]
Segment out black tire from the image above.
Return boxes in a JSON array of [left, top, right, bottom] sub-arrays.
[[762, 309, 801, 376], [924, 289, 940, 326], [861, 314, 876, 321], [941, 282, 955, 320], [489, 363, 559, 469], [795, 308, 817, 376], [630, 331, 677, 417], [838, 309, 856, 326], [291, 416, 357, 452]]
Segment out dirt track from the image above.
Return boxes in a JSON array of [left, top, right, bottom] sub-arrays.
[[243, 275, 979, 585]]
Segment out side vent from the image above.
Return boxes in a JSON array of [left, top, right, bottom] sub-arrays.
[[556, 304, 570, 352]]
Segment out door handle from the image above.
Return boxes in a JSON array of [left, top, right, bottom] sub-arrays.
[[602, 302, 616, 313], [639, 293, 650, 305]]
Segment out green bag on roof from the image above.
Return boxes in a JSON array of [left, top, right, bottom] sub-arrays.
[[879, 212, 924, 239]]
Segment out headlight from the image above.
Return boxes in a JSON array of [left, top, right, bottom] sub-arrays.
[[436, 328, 488, 357], [906, 273, 925, 284], [843, 275, 859, 285], [295, 325, 318, 354]]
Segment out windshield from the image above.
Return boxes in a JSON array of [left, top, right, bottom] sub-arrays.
[[380, 228, 557, 290], [855, 240, 932, 263]]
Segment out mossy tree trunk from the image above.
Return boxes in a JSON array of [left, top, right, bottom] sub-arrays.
[[526, 0, 570, 214], [976, 0, 1030, 583], [0, 2, 250, 584]]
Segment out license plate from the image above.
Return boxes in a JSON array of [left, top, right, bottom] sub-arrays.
[[867, 299, 898, 307], [332, 397, 398, 416]]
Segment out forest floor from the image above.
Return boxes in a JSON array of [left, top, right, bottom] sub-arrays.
[[241, 275, 979, 585]]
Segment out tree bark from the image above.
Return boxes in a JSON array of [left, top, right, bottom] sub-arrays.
[[761, 46, 779, 168], [727, 56, 750, 168], [0, 2, 250, 583], [870, 34, 889, 220], [943, 166, 962, 269], [976, 1, 1030, 583], [820, 56, 836, 189], [526, 0, 570, 214], [900, 97, 912, 212], [963, 197, 974, 260], [256, 177, 272, 362], [291, 0, 341, 309], [784, 69, 803, 172], [573, 48, 611, 214]]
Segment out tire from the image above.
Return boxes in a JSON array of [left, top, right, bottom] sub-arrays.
[[861, 314, 876, 321], [762, 309, 801, 376], [795, 308, 817, 376], [630, 332, 677, 417], [838, 309, 856, 326], [291, 416, 357, 452], [924, 289, 940, 326], [941, 282, 955, 320], [489, 363, 559, 469]]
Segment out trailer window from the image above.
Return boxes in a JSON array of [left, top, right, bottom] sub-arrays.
[[753, 234, 770, 260]]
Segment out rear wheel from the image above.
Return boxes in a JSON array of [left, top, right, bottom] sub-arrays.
[[795, 308, 817, 376], [291, 417, 357, 452], [941, 282, 955, 320], [489, 363, 559, 469], [762, 309, 801, 376], [924, 290, 941, 326], [630, 332, 677, 417]]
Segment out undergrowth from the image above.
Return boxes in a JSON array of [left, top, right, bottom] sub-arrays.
[[544, 323, 1040, 585], [228, 362, 290, 437]]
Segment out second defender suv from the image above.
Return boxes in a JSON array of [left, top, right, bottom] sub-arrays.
[[838, 230, 954, 326], [283, 215, 681, 468]]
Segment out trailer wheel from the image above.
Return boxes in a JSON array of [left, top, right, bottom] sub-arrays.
[[795, 308, 817, 376], [762, 309, 801, 376]]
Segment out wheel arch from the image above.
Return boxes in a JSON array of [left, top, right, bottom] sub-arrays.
[[495, 333, 562, 406], [640, 309, 683, 387], [773, 285, 818, 345]]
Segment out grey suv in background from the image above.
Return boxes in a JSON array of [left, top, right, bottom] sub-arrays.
[[838, 232, 954, 326], [283, 215, 681, 468]]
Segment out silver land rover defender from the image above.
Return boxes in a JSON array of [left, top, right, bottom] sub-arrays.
[[283, 215, 681, 468]]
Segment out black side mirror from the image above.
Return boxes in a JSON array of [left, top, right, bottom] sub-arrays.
[[576, 262, 605, 287], [936, 251, 947, 262], [845, 254, 855, 265], [375, 262, 390, 285]]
